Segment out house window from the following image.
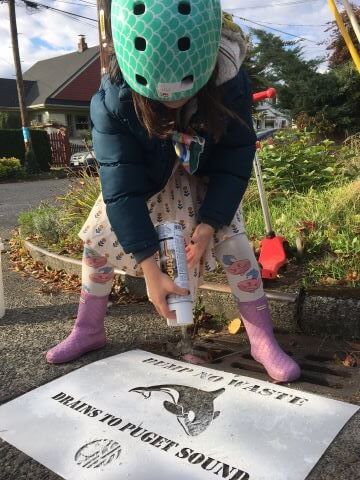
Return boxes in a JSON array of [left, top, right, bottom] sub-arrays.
[[35, 113, 42, 123], [265, 117, 275, 128], [67, 114, 74, 136], [75, 115, 89, 131]]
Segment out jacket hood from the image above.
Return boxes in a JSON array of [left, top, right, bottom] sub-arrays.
[[217, 15, 248, 86], [180, 19, 247, 128]]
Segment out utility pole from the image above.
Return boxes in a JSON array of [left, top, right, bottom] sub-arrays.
[[7, 0, 32, 152], [97, 0, 111, 76], [342, 0, 360, 45]]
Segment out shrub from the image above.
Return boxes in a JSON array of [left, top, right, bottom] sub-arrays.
[[59, 173, 101, 226], [18, 173, 101, 252], [0, 157, 24, 179], [257, 129, 358, 194], [19, 203, 65, 244]]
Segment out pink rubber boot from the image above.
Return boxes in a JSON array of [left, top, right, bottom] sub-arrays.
[[238, 296, 301, 382], [46, 291, 108, 364]]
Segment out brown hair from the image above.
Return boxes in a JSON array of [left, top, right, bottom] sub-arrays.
[[108, 46, 240, 142]]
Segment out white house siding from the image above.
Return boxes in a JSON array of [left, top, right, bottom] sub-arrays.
[[255, 103, 290, 131]]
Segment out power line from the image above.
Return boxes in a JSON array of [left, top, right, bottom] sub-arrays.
[[248, 20, 327, 27], [42, 0, 96, 7], [231, 14, 322, 43], [17, 0, 98, 30], [76, 0, 97, 4], [20, 0, 98, 22], [0, 56, 14, 66], [226, 0, 322, 11]]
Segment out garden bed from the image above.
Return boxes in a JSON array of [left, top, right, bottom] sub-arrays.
[[17, 129, 360, 289]]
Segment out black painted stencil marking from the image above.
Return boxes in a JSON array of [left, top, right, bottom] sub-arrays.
[[129, 384, 225, 436], [75, 439, 122, 469]]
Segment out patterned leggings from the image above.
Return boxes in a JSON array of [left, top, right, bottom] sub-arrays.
[[81, 233, 264, 304]]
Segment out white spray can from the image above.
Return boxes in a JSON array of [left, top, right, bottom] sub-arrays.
[[0, 239, 5, 318], [156, 222, 193, 327]]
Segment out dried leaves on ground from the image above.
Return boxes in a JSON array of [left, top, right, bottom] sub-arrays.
[[8, 231, 144, 305]]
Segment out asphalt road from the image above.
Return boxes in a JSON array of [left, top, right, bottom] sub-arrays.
[[0, 179, 359, 480], [0, 178, 72, 239]]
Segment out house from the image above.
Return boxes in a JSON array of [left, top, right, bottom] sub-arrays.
[[0, 36, 100, 143], [1, 37, 290, 141], [255, 102, 290, 131]]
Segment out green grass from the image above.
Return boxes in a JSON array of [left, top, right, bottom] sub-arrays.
[[243, 179, 360, 286], [16, 130, 360, 288]]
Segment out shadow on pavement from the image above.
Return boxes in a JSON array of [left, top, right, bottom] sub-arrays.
[[0, 303, 79, 326]]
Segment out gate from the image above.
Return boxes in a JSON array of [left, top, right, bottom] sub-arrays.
[[48, 129, 88, 167]]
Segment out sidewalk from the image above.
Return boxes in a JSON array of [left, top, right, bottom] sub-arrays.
[[0, 179, 359, 479], [1, 251, 359, 480]]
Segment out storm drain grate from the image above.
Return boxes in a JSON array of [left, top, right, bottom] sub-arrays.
[[190, 333, 359, 402]]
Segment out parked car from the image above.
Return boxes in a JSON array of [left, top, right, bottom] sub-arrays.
[[69, 150, 98, 173]]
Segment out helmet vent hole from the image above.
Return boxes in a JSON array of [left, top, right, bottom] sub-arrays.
[[178, 37, 191, 51], [136, 74, 148, 86], [135, 37, 147, 51], [178, 2, 191, 15], [133, 2, 145, 15], [181, 75, 194, 88]]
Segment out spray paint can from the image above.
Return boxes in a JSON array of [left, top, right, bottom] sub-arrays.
[[0, 239, 5, 318], [156, 222, 193, 327]]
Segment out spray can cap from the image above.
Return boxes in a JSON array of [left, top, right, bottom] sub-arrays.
[[167, 301, 193, 327]]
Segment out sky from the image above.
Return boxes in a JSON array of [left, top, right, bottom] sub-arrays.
[[0, 0, 359, 79]]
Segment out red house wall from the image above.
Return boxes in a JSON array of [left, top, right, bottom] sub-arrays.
[[54, 57, 101, 102]]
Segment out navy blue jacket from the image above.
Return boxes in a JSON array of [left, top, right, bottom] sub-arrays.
[[90, 68, 257, 263]]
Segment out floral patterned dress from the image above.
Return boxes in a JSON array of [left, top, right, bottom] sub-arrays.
[[78, 132, 246, 294]]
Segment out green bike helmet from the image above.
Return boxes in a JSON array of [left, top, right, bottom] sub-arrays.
[[111, 0, 222, 101]]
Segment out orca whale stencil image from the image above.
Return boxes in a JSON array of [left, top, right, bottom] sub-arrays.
[[129, 384, 225, 436]]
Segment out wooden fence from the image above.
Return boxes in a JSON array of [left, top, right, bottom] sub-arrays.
[[48, 130, 85, 167]]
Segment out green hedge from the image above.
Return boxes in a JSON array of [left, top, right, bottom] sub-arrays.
[[0, 130, 24, 162], [31, 130, 52, 172], [0, 129, 52, 172]]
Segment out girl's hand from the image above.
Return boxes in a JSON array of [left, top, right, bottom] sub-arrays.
[[141, 256, 188, 320], [186, 223, 215, 270]]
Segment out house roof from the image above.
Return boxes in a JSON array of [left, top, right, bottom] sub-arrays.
[[0, 78, 36, 109], [23, 45, 99, 107], [256, 103, 289, 119]]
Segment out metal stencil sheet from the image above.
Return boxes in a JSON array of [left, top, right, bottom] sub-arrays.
[[0, 350, 358, 480]]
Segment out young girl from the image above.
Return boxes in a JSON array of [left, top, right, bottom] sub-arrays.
[[46, 0, 300, 383]]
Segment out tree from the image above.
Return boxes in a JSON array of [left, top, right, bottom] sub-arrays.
[[0, 111, 21, 129], [326, 3, 360, 67], [245, 28, 360, 137], [327, 62, 360, 136], [246, 29, 335, 117]]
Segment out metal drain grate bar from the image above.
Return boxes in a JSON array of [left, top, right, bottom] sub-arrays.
[[189, 333, 359, 402]]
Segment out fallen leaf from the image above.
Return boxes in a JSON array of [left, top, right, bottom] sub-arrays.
[[321, 276, 341, 286], [343, 354, 357, 368], [228, 318, 243, 335]]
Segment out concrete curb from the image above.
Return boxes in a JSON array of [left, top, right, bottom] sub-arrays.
[[24, 240, 360, 340]]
